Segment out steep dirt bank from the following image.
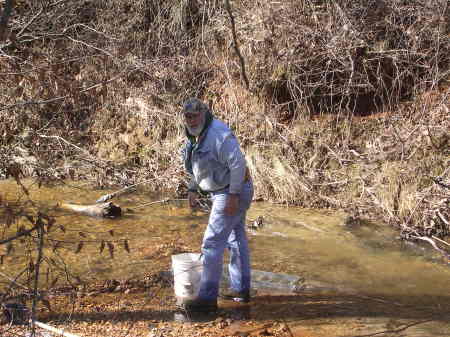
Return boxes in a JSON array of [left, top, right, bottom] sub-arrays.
[[0, 0, 449, 245]]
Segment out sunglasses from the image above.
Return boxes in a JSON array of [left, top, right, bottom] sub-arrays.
[[184, 112, 202, 120]]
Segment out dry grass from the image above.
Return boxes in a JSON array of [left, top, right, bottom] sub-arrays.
[[0, 0, 448, 237]]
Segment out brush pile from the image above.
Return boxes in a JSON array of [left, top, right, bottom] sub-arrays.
[[0, 0, 449, 245]]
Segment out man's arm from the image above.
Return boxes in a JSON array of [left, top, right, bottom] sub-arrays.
[[218, 134, 247, 216], [219, 134, 247, 195], [187, 175, 198, 193], [187, 174, 200, 209]]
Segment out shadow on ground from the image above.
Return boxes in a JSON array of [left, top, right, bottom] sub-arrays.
[[42, 291, 450, 324]]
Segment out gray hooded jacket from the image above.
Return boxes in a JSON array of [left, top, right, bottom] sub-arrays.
[[184, 118, 247, 194]]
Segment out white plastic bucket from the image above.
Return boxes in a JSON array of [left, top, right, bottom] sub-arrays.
[[171, 253, 203, 301]]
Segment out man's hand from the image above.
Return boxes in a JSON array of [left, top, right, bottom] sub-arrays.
[[188, 191, 199, 209], [224, 194, 239, 216]]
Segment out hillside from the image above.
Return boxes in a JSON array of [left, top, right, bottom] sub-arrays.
[[0, 0, 449, 245]]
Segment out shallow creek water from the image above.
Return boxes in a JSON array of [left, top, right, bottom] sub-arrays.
[[1, 179, 449, 336]]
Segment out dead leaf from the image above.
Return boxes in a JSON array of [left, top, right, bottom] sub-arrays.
[[107, 242, 114, 259], [47, 217, 55, 232], [50, 277, 59, 288], [52, 241, 60, 252], [123, 240, 130, 253], [75, 242, 84, 254]]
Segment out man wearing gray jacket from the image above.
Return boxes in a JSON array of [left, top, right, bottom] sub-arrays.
[[181, 98, 253, 312]]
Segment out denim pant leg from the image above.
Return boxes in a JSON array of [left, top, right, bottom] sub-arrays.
[[198, 181, 253, 300], [227, 210, 251, 293], [228, 181, 253, 293]]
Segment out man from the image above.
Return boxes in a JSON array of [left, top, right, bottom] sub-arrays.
[[181, 98, 254, 312]]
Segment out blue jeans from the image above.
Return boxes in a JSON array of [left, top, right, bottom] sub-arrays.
[[198, 180, 254, 300]]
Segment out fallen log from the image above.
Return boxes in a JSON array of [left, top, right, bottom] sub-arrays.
[[59, 202, 122, 218]]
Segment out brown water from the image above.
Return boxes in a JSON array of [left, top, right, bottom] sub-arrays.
[[1, 179, 450, 336], [1, 179, 449, 292], [1, 178, 449, 295]]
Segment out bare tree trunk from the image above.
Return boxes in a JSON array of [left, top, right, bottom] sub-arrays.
[[0, 0, 14, 41], [224, 0, 250, 91]]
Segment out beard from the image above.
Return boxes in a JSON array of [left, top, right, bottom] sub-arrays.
[[186, 115, 205, 136]]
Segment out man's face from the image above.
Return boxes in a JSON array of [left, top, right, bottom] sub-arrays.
[[185, 110, 205, 136], [184, 110, 203, 129]]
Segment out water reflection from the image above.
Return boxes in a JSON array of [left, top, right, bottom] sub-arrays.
[[1, 179, 449, 304]]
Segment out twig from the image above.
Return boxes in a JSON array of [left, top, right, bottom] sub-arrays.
[[37, 134, 89, 155], [0, 94, 70, 111], [351, 319, 434, 337], [131, 198, 187, 210], [315, 192, 343, 208], [17, 6, 44, 37], [64, 23, 120, 41], [96, 179, 154, 203], [436, 210, 449, 226], [0, 224, 38, 245], [0, 54, 101, 76], [0, 267, 29, 303], [30, 222, 45, 336], [313, 179, 349, 186], [224, 0, 250, 91], [0, 68, 133, 112], [48, 0, 73, 8], [295, 221, 325, 233], [411, 235, 450, 260], [0, 270, 31, 292], [432, 235, 450, 247], [67, 36, 114, 58]]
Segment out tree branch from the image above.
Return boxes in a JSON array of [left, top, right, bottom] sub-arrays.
[[224, 0, 250, 91], [17, 6, 43, 38], [30, 223, 45, 335], [0, 66, 135, 112], [0, 225, 38, 245]]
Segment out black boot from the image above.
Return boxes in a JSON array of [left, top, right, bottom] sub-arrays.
[[178, 298, 218, 312], [219, 289, 253, 303]]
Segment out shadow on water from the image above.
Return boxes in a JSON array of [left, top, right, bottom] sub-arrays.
[[246, 293, 450, 321]]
